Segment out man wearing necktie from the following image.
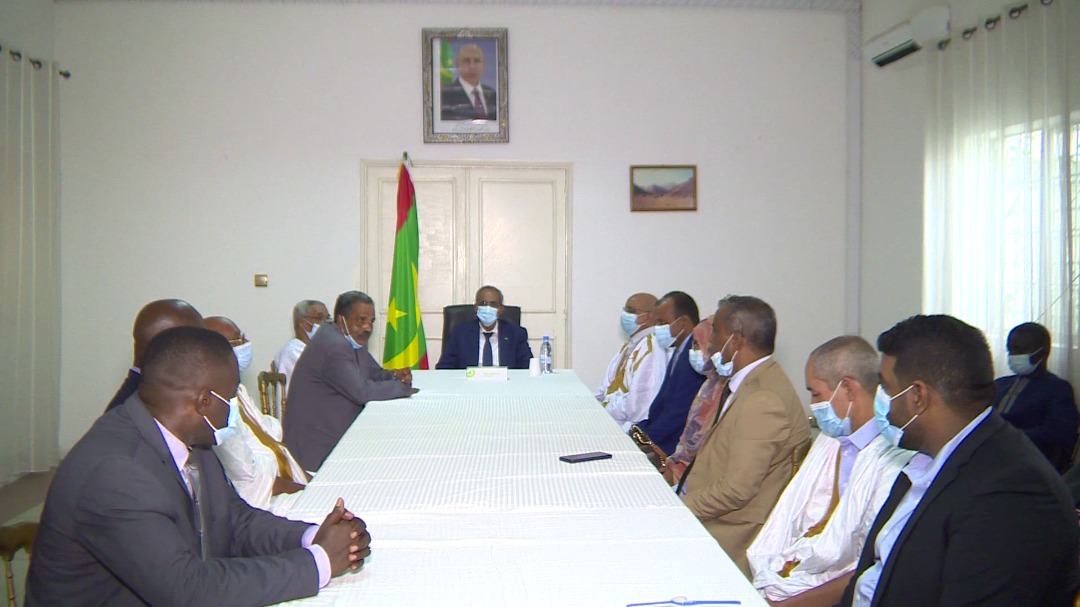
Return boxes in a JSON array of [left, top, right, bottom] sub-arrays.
[[27, 326, 370, 606], [440, 43, 498, 121], [437, 285, 533, 370], [838, 315, 1078, 607]]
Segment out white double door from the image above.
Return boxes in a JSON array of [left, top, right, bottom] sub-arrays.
[[361, 160, 572, 368]]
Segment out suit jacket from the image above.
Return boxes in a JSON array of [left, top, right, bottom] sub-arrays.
[[104, 368, 140, 412], [26, 395, 319, 607], [682, 358, 811, 577], [440, 79, 497, 121], [636, 338, 706, 455], [838, 413, 1079, 607], [436, 318, 533, 370], [992, 371, 1078, 471], [283, 322, 413, 471]]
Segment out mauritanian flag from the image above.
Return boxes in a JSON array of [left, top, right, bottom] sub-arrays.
[[382, 156, 429, 369]]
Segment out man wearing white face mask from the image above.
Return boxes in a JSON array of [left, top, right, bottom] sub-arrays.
[[596, 292, 667, 431], [436, 285, 533, 369], [680, 295, 810, 578], [990, 322, 1078, 472], [633, 291, 705, 456], [206, 316, 309, 514], [746, 336, 914, 606], [838, 315, 1078, 607], [273, 300, 330, 390]]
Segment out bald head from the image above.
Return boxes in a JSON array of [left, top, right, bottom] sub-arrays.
[[204, 316, 240, 340], [132, 299, 203, 367], [624, 292, 658, 333]]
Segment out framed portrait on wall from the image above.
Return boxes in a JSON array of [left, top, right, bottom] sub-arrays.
[[422, 28, 508, 143], [630, 165, 698, 212]]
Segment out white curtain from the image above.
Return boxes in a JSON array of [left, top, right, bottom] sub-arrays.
[[0, 47, 61, 485], [924, 0, 1080, 387]]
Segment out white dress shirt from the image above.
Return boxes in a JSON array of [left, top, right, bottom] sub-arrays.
[[476, 322, 501, 366]]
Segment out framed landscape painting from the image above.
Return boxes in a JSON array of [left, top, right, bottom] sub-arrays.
[[630, 165, 697, 212]]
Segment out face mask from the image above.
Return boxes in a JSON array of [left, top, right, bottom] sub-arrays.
[[233, 341, 253, 373], [206, 390, 241, 445], [710, 335, 736, 377], [305, 322, 319, 340], [874, 384, 914, 447], [810, 382, 852, 437], [340, 318, 362, 350], [620, 311, 641, 337], [476, 305, 498, 327], [654, 324, 675, 350], [688, 348, 707, 374], [1007, 347, 1043, 376]]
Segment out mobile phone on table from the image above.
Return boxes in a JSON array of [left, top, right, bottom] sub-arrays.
[[559, 451, 613, 463]]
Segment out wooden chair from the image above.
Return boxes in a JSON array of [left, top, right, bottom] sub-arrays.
[[258, 369, 288, 419], [1, 522, 37, 607]]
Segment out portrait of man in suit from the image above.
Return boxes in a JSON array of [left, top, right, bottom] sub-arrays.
[[440, 40, 499, 122]]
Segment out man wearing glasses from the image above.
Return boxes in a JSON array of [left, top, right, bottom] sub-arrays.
[[273, 299, 330, 388], [436, 285, 533, 370]]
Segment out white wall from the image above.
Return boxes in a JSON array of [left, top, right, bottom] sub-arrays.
[[53, 2, 850, 452], [0, 0, 53, 59]]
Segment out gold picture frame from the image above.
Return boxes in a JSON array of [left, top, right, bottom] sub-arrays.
[[630, 165, 698, 212], [422, 28, 509, 143]]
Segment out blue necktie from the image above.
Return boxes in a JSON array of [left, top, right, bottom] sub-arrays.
[[482, 332, 494, 366]]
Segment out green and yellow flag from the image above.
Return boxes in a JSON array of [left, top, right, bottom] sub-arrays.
[[382, 156, 429, 369]]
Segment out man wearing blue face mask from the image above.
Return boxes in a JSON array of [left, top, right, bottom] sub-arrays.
[[633, 291, 706, 456], [284, 291, 416, 472], [596, 292, 667, 431], [839, 315, 1078, 607], [747, 336, 914, 606], [436, 285, 533, 369], [206, 316, 309, 515], [273, 300, 330, 391], [991, 322, 1078, 472]]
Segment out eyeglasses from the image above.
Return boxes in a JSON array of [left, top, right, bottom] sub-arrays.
[[476, 300, 502, 307]]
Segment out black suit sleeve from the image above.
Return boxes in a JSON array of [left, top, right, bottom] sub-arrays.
[[74, 457, 319, 607], [513, 325, 533, 369]]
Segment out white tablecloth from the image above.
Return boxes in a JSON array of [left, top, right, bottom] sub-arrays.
[[277, 370, 767, 607]]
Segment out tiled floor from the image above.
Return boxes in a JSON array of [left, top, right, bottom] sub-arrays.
[[2, 470, 52, 607]]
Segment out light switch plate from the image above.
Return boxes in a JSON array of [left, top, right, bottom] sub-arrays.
[[254, 274, 269, 287]]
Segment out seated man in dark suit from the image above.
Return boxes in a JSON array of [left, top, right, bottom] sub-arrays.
[[283, 290, 416, 472], [28, 326, 369, 606], [633, 291, 706, 456], [839, 315, 1078, 607], [991, 321, 1078, 472], [105, 298, 204, 412], [436, 285, 533, 369]]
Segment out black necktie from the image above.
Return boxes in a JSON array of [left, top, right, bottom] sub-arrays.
[[674, 381, 733, 496], [482, 332, 494, 366], [844, 473, 913, 604], [184, 458, 208, 558]]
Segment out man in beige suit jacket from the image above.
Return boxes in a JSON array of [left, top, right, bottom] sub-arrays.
[[680, 295, 811, 578]]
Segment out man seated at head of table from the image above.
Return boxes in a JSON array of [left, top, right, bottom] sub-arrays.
[[105, 298, 204, 412], [284, 290, 416, 472], [746, 335, 915, 607], [596, 292, 667, 431], [205, 315, 310, 515], [274, 299, 331, 389], [678, 295, 811, 578], [27, 326, 370, 606], [436, 285, 533, 369]]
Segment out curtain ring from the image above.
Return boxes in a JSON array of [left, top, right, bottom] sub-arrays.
[[1040, 0, 1052, 5], [985, 15, 1001, 30], [59, 70, 71, 79], [962, 27, 977, 40], [1008, 4, 1028, 18], [30, 59, 43, 70], [9, 50, 22, 61], [937, 39, 951, 51]]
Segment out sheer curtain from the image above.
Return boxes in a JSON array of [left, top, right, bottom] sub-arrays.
[[924, 0, 1080, 387], [0, 47, 61, 485]]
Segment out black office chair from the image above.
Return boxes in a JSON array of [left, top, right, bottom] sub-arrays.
[[441, 304, 522, 343]]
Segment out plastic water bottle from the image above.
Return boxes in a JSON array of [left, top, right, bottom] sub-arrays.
[[539, 336, 553, 374]]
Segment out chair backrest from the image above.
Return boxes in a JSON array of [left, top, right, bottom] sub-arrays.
[[257, 370, 288, 419], [441, 304, 522, 344], [1, 522, 37, 607]]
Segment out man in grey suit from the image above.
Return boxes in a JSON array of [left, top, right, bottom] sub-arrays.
[[27, 326, 370, 606], [284, 290, 416, 472]]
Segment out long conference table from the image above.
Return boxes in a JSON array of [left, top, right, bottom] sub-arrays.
[[277, 370, 768, 607]]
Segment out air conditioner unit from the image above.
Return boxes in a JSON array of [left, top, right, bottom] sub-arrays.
[[864, 6, 950, 67]]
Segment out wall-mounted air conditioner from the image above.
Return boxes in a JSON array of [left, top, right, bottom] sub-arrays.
[[864, 6, 950, 67]]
